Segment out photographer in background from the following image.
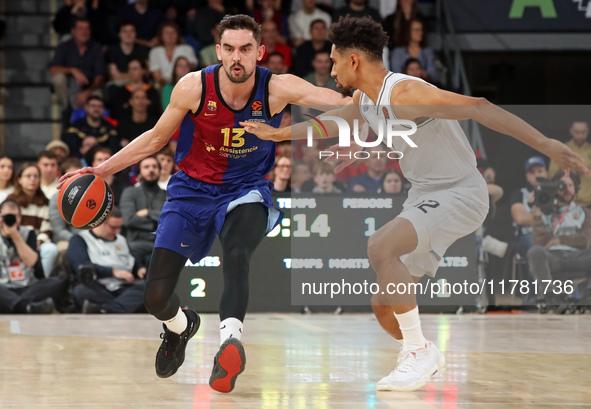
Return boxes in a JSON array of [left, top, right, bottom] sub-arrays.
[[0, 200, 67, 314], [510, 156, 549, 257], [527, 170, 591, 309]]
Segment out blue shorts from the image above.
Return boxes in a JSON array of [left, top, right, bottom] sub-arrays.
[[154, 171, 283, 263]]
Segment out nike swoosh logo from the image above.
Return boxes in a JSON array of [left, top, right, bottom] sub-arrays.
[[180, 243, 189, 247], [204, 113, 217, 116], [220, 325, 226, 329]]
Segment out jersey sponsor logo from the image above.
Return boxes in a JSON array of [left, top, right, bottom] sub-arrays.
[[207, 100, 217, 111], [205, 142, 216, 152]]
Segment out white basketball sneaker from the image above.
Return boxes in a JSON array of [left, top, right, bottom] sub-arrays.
[[376, 341, 445, 391]]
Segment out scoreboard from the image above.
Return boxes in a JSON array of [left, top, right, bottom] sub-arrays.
[[175, 194, 479, 313]]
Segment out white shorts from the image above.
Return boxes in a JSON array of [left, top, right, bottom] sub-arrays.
[[397, 176, 489, 278]]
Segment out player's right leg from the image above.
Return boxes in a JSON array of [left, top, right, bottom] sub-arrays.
[[368, 217, 444, 392], [144, 247, 201, 378]]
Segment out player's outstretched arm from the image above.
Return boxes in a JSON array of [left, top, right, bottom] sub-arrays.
[[241, 89, 363, 142], [58, 72, 204, 188], [391, 80, 591, 175]]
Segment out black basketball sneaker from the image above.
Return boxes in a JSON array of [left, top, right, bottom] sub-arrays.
[[155, 308, 201, 378]]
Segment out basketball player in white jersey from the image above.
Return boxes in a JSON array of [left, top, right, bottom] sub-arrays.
[[242, 16, 591, 391]]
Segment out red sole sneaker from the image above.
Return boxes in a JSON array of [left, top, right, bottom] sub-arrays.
[[209, 339, 246, 393]]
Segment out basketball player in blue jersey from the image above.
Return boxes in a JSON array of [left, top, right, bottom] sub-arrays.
[[243, 16, 591, 392], [58, 15, 348, 393]]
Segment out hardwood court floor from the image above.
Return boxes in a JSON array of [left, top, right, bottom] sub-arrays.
[[0, 313, 590, 409]]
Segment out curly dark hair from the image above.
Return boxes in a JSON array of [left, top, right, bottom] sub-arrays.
[[219, 14, 262, 45], [328, 15, 389, 61]]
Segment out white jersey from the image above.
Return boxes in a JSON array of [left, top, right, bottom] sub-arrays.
[[358, 72, 481, 191]]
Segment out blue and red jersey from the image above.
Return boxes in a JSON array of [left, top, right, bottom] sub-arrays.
[[174, 64, 285, 185]]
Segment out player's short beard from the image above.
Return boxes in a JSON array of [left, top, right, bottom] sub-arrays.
[[224, 63, 254, 83], [336, 79, 354, 97]]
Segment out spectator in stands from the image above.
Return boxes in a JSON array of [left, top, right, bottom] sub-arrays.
[[0, 157, 15, 203], [50, 18, 105, 112], [117, 89, 159, 147], [7, 164, 58, 278], [303, 51, 339, 91], [0, 200, 67, 314], [106, 20, 150, 88], [333, 0, 381, 24], [67, 207, 146, 314], [78, 136, 98, 165], [291, 161, 312, 194], [85, 146, 130, 206], [49, 158, 83, 252], [391, 19, 439, 83], [117, 0, 163, 48], [527, 170, 591, 308], [271, 155, 292, 192], [382, 0, 422, 48], [156, 145, 175, 190], [265, 52, 286, 74], [289, 0, 332, 47], [549, 121, 591, 207], [293, 19, 332, 77], [112, 59, 161, 120], [149, 22, 198, 88], [478, 163, 508, 259], [120, 157, 166, 265], [161, 57, 193, 110], [53, 0, 105, 43], [37, 151, 60, 200], [62, 96, 120, 156], [312, 162, 342, 193], [252, 0, 285, 39], [347, 147, 388, 193], [277, 140, 292, 157], [44, 140, 70, 166], [511, 156, 549, 257], [199, 22, 221, 68], [260, 21, 292, 71], [187, 0, 226, 48], [378, 169, 403, 194], [402, 57, 422, 77]]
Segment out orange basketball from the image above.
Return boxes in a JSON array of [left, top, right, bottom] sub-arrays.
[[57, 174, 114, 229]]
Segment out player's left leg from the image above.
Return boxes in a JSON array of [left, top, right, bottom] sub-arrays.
[[368, 217, 445, 392], [209, 203, 268, 393]]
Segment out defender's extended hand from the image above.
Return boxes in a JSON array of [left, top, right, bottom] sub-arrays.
[[324, 143, 364, 174], [545, 139, 591, 176], [239, 121, 283, 142]]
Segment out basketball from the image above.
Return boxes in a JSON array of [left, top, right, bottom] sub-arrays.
[[57, 173, 114, 230]]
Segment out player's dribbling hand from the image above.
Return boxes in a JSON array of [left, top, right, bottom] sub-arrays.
[[545, 139, 591, 176], [56, 166, 103, 190], [239, 121, 283, 141]]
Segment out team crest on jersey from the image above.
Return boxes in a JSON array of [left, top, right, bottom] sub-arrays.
[[207, 100, 217, 111], [251, 100, 263, 117], [382, 107, 390, 119]]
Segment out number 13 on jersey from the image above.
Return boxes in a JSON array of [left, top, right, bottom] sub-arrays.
[[221, 127, 245, 147]]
